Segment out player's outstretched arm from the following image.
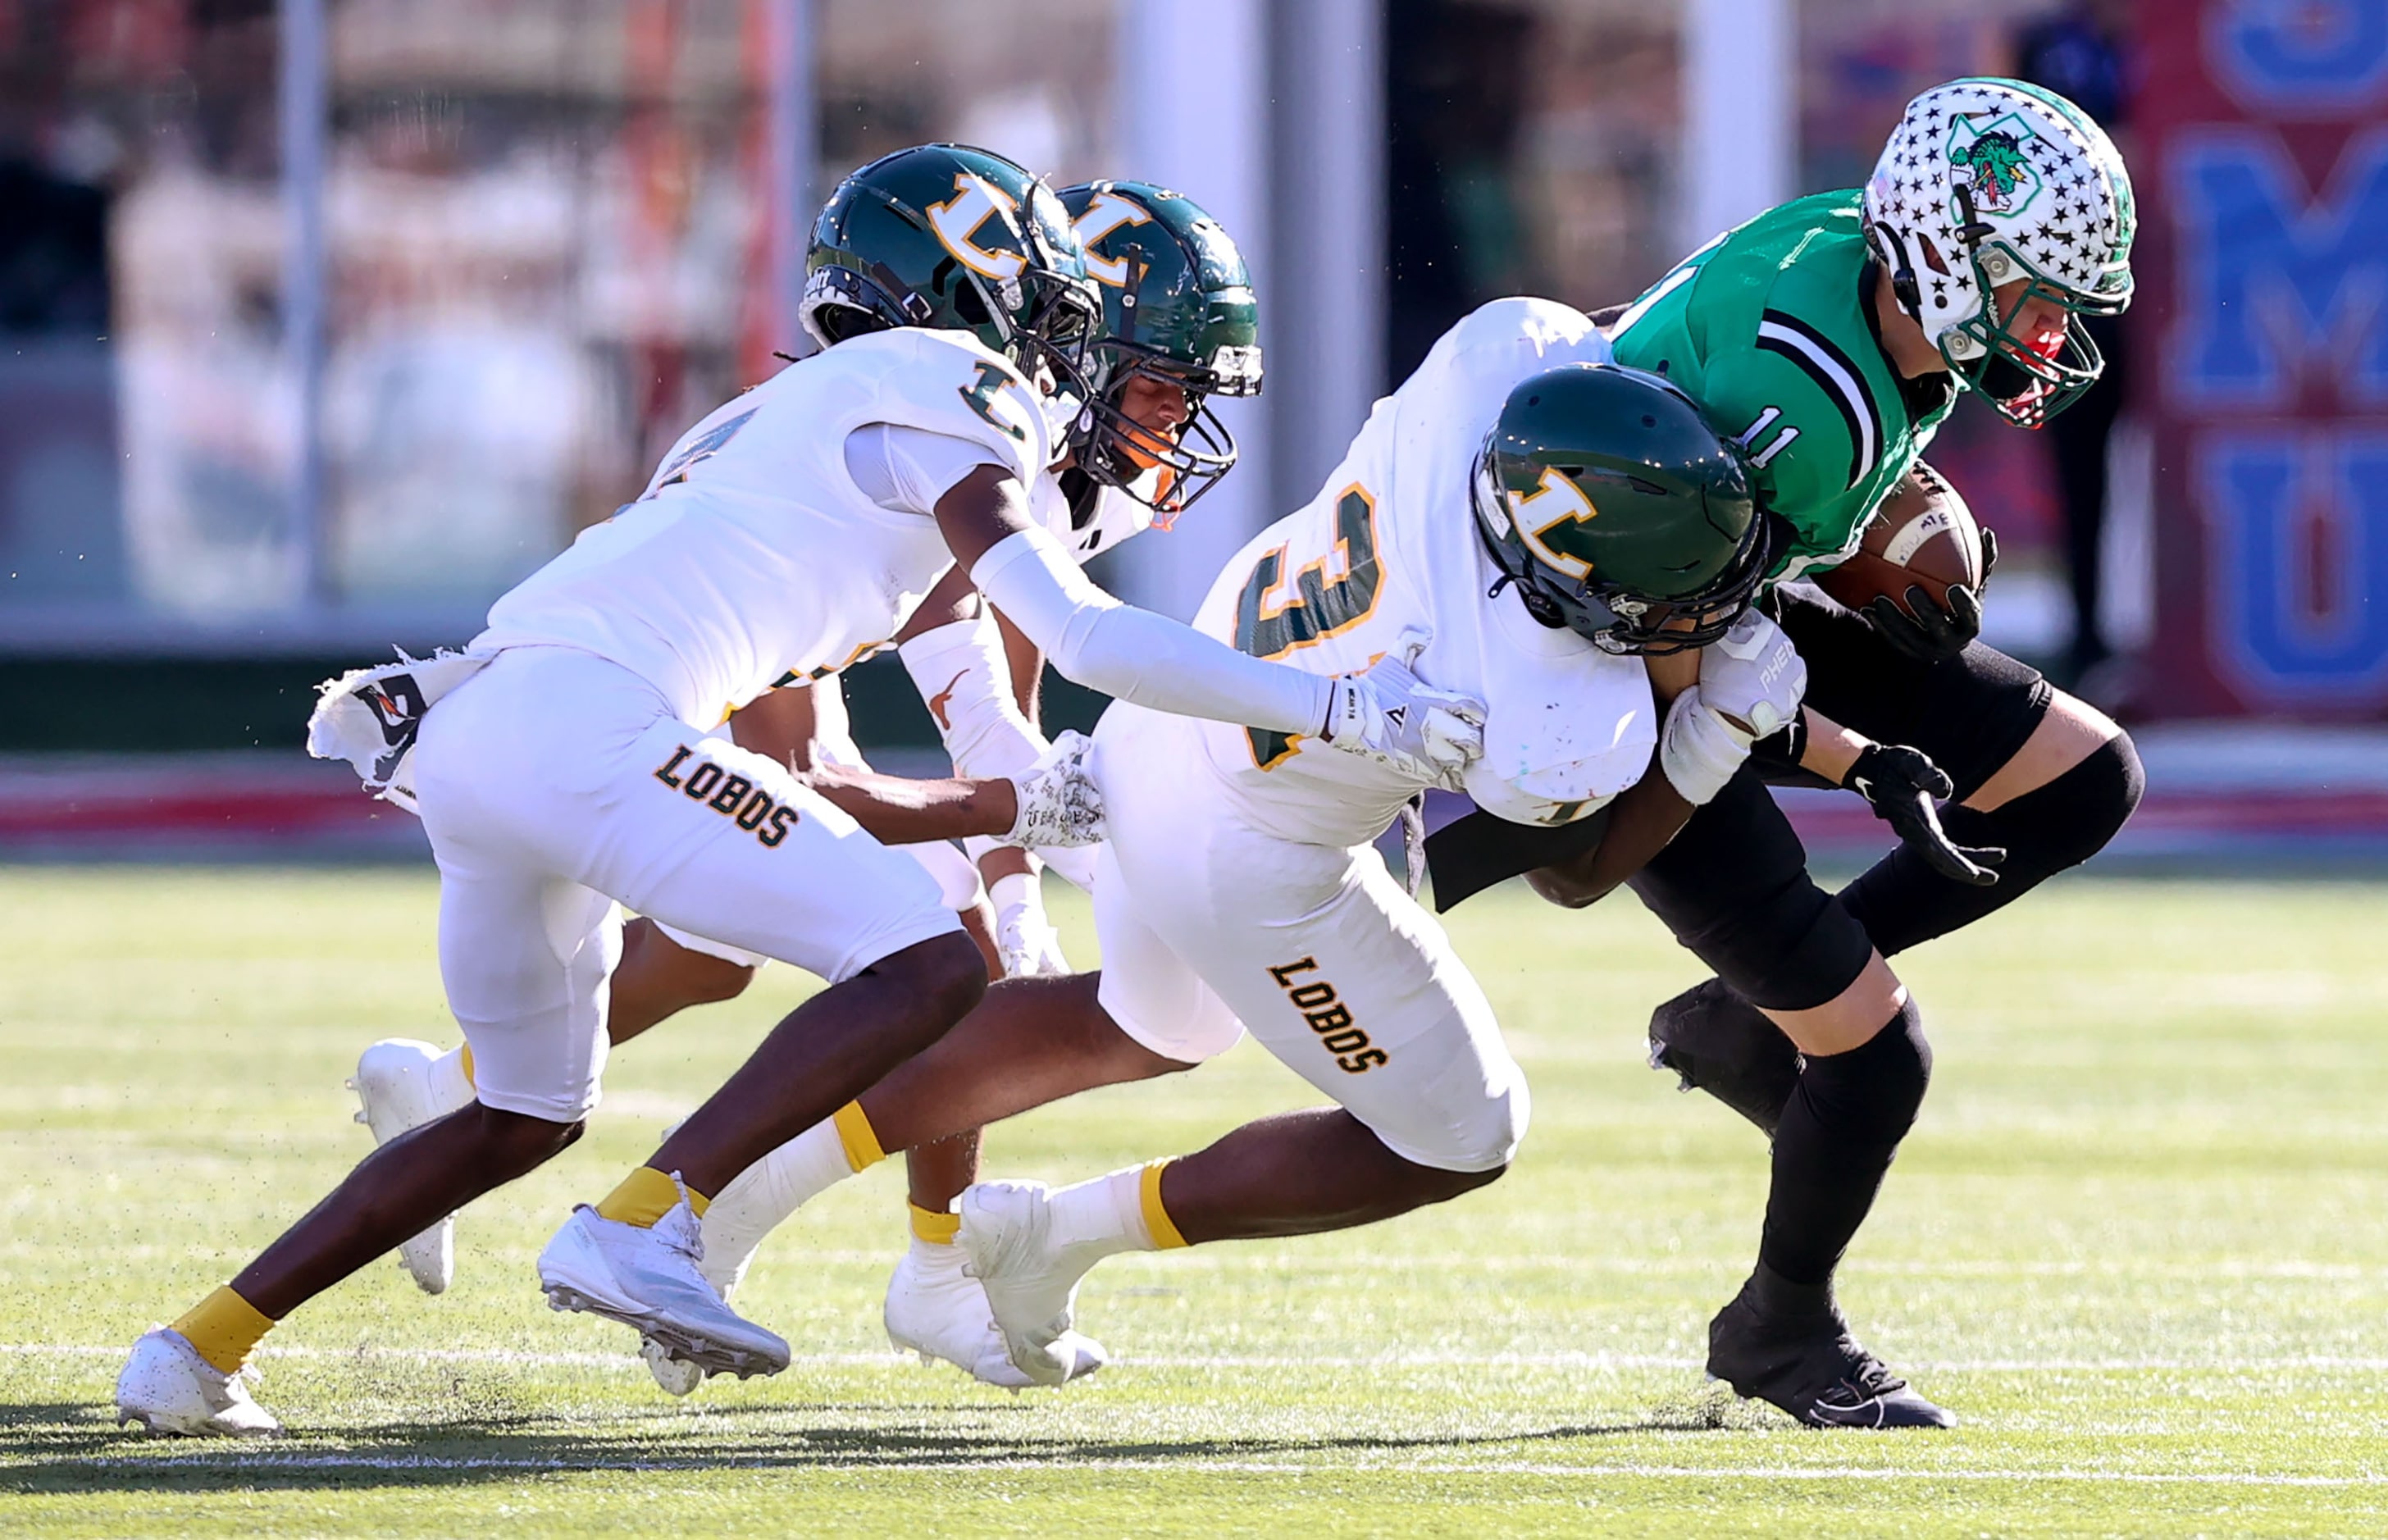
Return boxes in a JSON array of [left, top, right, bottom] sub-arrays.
[[727, 677, 1090, 850], [933, 466, 1481, 779]]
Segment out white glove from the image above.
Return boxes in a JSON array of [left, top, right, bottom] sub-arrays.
[[998, 730, 1105, 848], [1697, 611, 1807, 738], [988, 870, 1071, 977], [1035, 843, 1101, 892], [1657, 686, 1756, 805], [1318, 635, 1486, 785]]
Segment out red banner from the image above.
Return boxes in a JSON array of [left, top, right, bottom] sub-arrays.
[[2138, 0, 2388, 718]]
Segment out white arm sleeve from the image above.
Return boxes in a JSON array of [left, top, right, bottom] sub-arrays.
[[899, 611, 1046, 779], [970, 526, 1331, 736], [843, 423, 1007, 517]]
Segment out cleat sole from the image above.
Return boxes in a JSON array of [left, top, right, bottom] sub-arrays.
[[545, 1287, 786, 1378]]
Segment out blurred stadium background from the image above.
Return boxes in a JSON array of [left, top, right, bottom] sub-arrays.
[[1, 0, 2382, 868]]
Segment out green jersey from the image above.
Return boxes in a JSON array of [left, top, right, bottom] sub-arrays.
[[1608, 189, 1957, 581]]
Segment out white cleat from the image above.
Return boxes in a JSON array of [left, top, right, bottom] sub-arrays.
[[114, 1328, 280, 1437], [349, 1037, 465, 1294], [538, 1197, 791, 1379], [956, 1181, 1104, 1388], [885, 1234, 1107, 1390]]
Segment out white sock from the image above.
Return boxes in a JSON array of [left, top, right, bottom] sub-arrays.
[[1043, 1166, 1165, 1271], [427, 1046, 476, 1116], [695, 1120, 861, 1294]]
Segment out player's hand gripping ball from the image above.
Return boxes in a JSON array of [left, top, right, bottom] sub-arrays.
[[1000, 730, 1105, 848], [1816, 462, 1997, 663]]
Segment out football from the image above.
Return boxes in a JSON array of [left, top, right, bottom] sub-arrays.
[[1812, 461, 1986, 617]]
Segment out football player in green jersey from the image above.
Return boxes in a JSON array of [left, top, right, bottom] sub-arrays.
[[1431, 78, 2144, 1429]]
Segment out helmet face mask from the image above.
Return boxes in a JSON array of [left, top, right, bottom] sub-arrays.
[[1471, 364, 1769, 657], [1863, 77, 2135, 429], [1074, 343, 1250, 519], [1942, 257, 2116, 427], [1058, 180, 1264, 518]]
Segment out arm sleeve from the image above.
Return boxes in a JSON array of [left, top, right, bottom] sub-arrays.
[[970, 525, 1332, 736], [898, 610, 1046, 779], [843, 423, 1008, 518]]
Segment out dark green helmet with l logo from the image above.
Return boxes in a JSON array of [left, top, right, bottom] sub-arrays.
[[1059, 180, 1263, 517], [1472, 363, 1769, 655], [801, 144, 1101, 398]]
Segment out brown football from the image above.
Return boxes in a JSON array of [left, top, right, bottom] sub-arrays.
[[1812, 460, 1985, 616]]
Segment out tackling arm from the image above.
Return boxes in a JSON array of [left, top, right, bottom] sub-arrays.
[[1524, 646, 1702, 909], [729, 680, 1023, 845], [937, 466, 1331, 736]]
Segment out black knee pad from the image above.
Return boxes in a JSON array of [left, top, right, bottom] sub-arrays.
[[1796, 996, 1931, 1148], [1841, 731, 2144, 958], [1648, 977, 1802, 1137], [1939, 731, 2144, 881]]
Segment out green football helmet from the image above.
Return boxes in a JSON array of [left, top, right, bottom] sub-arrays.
[[1058, 180, 1263, 517], [1473, 363, 1770, 656], [801, 143, 1102, 404]]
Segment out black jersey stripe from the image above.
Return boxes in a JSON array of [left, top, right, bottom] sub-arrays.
[[1756, 310, 1884, 490]]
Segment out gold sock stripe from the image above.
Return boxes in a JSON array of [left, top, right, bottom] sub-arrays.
[[909, 1203, 961, 1245], [458, 1042, 475, 1087], [170, 1286, 276, 1376], [1139, 1160, 1189, 1250], [595, 1165, 706, 1227], [832, 1102, 886, 1172]]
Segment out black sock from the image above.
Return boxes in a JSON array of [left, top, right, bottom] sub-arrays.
[[1757, 999, 1931, 1290], [1839, 731, 2144, 959]]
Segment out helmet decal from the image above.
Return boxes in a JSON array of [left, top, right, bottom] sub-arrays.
[[1945, 113, 2043, 218], [924, 172, 1029, 282], [1070, 190, 1155, 288], [1511, 467, 1602, 581]]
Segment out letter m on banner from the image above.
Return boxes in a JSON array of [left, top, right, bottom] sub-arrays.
[[2170, 127, 2388, 408]]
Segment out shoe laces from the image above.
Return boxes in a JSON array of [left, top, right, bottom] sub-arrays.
[[1814, 1346, 1907, 1408]]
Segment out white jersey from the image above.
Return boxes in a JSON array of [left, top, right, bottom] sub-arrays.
[[1182, 297, 1658, 849], [1030, 468, 1164, 565], [474, 327, 1050, 728]]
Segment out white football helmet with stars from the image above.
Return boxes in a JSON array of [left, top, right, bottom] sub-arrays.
[[1862, 76, 2135, 426]]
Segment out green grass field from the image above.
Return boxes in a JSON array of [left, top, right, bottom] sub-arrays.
[[2, 866, 2386, 1536]]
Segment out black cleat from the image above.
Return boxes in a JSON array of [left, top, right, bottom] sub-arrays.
[[1647, 977, 1802, 1136], [1707, 1264, 1956, 1430]]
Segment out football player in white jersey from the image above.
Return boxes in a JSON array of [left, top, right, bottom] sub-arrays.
[[333, 178, 1264, 1396], [114, 145, 1478, 1436], [625, 296, 1812, 1387]]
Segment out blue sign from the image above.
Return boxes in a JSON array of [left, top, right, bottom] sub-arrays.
[[2203, 429, 2388, 699]]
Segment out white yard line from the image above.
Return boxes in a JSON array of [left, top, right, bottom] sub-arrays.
[[52, 1451, 2388, 1488], [20, 1343, 2388, 1373]]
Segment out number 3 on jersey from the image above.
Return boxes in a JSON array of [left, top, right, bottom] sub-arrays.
[[1231, 485, 1383, 768]]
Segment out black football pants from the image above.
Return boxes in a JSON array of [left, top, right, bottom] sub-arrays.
[[1625, 585, 2055, 1010]]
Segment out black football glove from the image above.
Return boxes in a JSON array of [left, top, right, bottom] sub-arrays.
[[1865, 527, 1998, 663], [1845, 742, 2004, 886]]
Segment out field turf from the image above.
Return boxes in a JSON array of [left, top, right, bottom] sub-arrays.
[[2, 865, 2386, 1536]]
